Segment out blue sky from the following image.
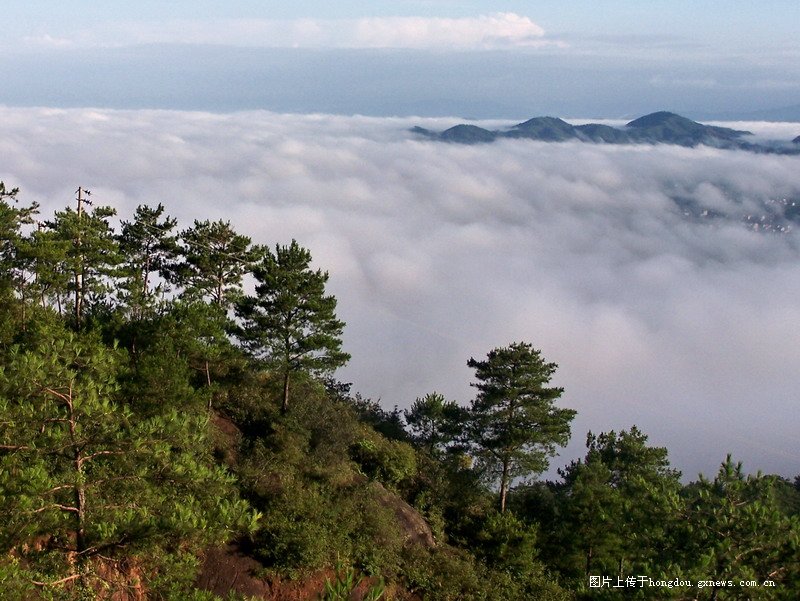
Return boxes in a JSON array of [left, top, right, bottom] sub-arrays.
[[3, 1, 796, 37], [2, 2, 799, 117], [3, 1, 797, 50], [5, 1, 798, 54]]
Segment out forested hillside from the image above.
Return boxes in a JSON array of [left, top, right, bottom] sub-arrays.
[[0, 183, 798, 600]]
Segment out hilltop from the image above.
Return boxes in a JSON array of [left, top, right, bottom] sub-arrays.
[[413, 111, 800, 154]]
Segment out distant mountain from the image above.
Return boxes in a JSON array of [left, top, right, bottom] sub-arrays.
[[508, 117, 578, 141], [412, 111, 800, 154], [624, 111, 749, 144], [440, 124, 498, 144], [794, 135, 800, 144], [574, 123, 632, 143]]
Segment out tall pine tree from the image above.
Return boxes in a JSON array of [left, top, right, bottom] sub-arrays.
[[175, 219, 255, 309], [45, 191, 121, 328], [236, 240, 350, 413], [467, 342, 575, 513], [117, 203, 180, 317]]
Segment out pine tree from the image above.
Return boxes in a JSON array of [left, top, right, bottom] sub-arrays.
[[19, 221, 70, 315], [555, 427, 681, 580], [236, 240, 350, 412], [0, 183, 39, 330], [404, 392, 467, 456], [0, 182, 36, 294], [117, 203, 180, 317], [175, 219, 255, 309], [674, 457, 800, 596], [0, 324, 253, 592], [44, 193, 121, 328], [467, 342, 575, 513]]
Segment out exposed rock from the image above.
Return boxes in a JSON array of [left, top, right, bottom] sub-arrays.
[[371, 482, 435, 548], [196, 544, 272, 599], [210, 411, 242, 466], [197, 545, 415, 600]]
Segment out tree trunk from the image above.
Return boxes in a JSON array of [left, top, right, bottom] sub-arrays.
[[143, 255, 151, 297], [75, 271, 82, 327], [67, 384, 87, 558], [281, 368, 290, 414], [20, 289, 27, 332], [206, 360, 213, 411], [75, 193, 83, 328], [74, 475, 86, 555], [499, 459, 510, 513]]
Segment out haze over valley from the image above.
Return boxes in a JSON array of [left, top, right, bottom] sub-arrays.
[[3, 107, 799, 479]]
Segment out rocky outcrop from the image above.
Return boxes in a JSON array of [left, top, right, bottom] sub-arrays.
[[371, 482, 435, 548]]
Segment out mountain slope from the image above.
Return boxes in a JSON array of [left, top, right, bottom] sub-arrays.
[[411, 111, 798, 154], [507, 117, 578, 141], [625, 111, 750, 146]]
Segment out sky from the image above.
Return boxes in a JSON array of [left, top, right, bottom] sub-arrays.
[[2, 2, 800, 117], [1, 4, 799, 480]]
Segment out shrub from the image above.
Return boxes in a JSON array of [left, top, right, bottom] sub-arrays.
[[349, 434, 417, 489]]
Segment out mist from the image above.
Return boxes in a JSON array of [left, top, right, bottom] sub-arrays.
[[2, 106, 799, 480]]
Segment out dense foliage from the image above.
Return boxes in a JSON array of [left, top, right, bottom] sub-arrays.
[[0, 184, 798, 600]]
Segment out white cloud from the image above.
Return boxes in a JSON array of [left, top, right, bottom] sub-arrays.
[[26, 13, 559, 51], [22, 33, 74, 49], [2, 107, 799, 480], [350, 13, 551, 49], [706, 120, 800, 143]]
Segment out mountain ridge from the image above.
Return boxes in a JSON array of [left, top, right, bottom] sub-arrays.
[[412, 111, 800, 154]]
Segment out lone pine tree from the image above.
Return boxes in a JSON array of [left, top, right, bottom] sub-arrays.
[[467, 342, 576, 513], [236, 240, 349, 413]]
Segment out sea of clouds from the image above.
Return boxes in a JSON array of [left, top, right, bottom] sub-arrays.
[[2, 107, 799, 480]]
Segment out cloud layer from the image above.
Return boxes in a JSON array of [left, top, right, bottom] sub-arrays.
[[23, 13, 556, 51], [2, 107, 799, 480]]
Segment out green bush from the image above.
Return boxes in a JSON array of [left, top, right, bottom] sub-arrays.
[[247, 473, 406, 578], [400, 536, 571, 601], [349, 434, 417, 488], [0, 559, 38, 601], [401, 545, 487, 601]]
